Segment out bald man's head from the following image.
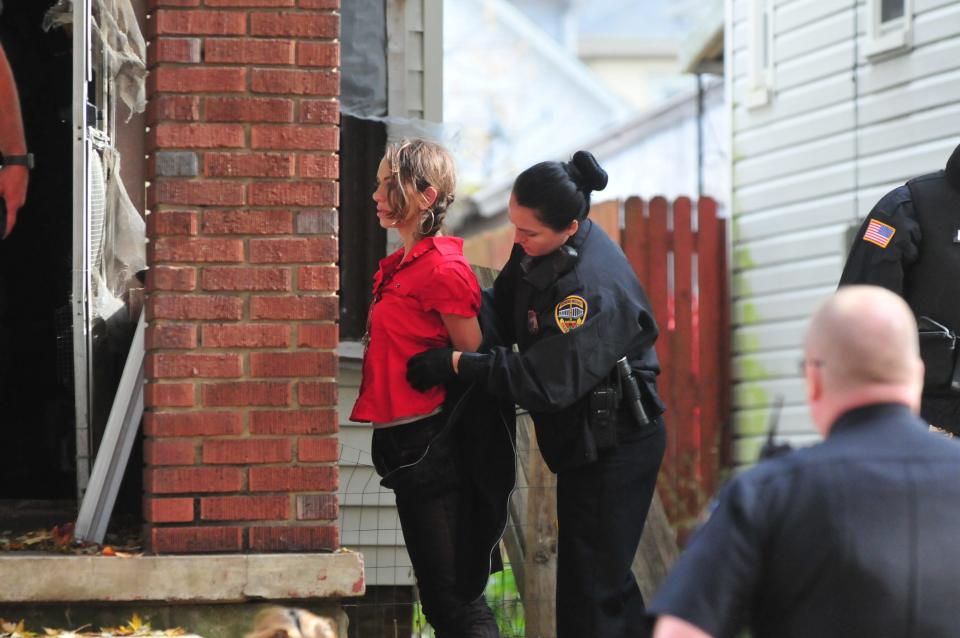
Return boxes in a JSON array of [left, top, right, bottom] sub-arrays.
[[806, 286, 921, 395]]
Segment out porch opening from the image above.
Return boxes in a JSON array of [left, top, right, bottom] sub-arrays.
[[0, 0, 76, 504], [0, 0, 146, 533]]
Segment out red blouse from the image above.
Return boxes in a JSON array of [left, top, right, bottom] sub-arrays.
[[350, 236, 481, 424]]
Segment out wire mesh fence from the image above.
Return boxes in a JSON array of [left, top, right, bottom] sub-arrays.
[[336, 413, 546, 638]]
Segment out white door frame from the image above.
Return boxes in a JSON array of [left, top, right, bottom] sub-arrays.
[[72, 0, 92, 499]]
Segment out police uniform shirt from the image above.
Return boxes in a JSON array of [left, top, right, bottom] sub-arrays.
[[839, 170, 960, 429], [648, 403, 960, 638], [481, 219, 665, 471]]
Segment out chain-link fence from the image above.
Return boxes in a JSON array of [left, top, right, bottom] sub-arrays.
[[336, 413, 546, 638]]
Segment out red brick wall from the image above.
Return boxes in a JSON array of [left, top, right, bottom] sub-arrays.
[[143, 0, 340, 554]]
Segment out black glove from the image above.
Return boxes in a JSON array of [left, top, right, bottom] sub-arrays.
[[457, 352, 493, 383], [407, 348, 455, 391]]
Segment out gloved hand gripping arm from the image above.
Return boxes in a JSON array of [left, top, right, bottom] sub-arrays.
[[406, 348, 493, 391]]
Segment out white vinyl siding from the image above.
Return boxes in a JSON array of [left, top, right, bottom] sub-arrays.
[[728, 0, 960, 464], [337, 360, 415, 586], [387, 0, 443, 122]]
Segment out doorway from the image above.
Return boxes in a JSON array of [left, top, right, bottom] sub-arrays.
[[0, 0, 147, 533], [0, 0, 75, 503]]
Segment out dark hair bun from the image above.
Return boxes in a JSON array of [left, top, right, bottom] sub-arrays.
[[571, 150, 608, 193]]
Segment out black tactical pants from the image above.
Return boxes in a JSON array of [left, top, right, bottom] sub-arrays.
[[372, 414, 500, 638], [556, 417, 666, 638]]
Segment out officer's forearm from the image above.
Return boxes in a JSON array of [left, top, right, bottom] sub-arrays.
[[0, 45, 27, 156]]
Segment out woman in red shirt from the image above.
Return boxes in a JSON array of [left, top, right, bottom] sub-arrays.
[[349, 139, 498, 637]]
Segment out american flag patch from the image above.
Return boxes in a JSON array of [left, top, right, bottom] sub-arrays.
[[863, 219, 896, 248]]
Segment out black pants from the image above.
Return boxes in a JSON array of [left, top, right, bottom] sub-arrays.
[[372, 415, 500, 638], [556, 417, 666, 638]]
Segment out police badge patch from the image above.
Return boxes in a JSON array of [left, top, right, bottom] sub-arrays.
[[555, 295, 588, 333]]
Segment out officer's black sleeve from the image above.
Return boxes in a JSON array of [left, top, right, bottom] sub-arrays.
[[647, 472, 767, 638], [479, 285, 657, 414], [482, 245, 524, 347], [838, 186, 921, 292]]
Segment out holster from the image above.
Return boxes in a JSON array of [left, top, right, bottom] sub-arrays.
[[588, 383, 620, 450]]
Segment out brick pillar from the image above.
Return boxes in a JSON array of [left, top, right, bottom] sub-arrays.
[[143, 0, 341, 554]]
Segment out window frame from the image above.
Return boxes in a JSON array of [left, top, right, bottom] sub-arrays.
[[746, 0, 774, 109], [865, 0, 913, 60]]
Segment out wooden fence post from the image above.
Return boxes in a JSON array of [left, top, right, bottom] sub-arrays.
[[633, 490, 679, 602], [620, 195, 730, 539], [523, 414, 558, 638], [623, 197, 681, 599], [671, 197, 700, 521], [696, 197, 727, 493]]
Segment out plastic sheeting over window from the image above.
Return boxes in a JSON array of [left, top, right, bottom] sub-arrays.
[[44, 0, 147, 118], [46, 0, 146, 323], [92, 146, 146, 322]]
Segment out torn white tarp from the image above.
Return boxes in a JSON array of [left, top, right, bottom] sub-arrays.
[[102, 146, 145, 296], [85, 145, 145, 323], [45, 0, 146, 320], [44, 0, 147, 118], [94, 146, 145, 321]]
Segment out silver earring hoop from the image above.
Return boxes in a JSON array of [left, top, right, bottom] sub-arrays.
[[418, 209, 436, 235]]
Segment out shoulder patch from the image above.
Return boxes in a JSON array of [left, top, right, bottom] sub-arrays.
[[555, 295, 588, 333], [863, 219, 896, 248]]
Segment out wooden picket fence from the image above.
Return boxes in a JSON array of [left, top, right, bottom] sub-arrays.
[[614, 195, 731, 536]]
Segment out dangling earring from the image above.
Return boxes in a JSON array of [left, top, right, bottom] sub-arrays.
[[418, 209, 436, 235]]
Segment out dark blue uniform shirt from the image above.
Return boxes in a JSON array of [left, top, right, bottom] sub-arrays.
[[482, 219, 665, 471], [650, 403, 960, 638]]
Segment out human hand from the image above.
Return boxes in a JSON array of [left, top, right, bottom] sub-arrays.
[[407, 347, 455, 391], [0, 165, 28, 238]]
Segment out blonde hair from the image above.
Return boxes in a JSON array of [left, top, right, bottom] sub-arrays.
[[381, 138, 457, 236], [244, 607, 337, 638]]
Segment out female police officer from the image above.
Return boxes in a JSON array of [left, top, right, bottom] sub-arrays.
[[408, 150, 667, 637]]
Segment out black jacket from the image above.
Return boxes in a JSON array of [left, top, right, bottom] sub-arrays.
[[481, 219, 665, 472], [839, 147, 960, 431]]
